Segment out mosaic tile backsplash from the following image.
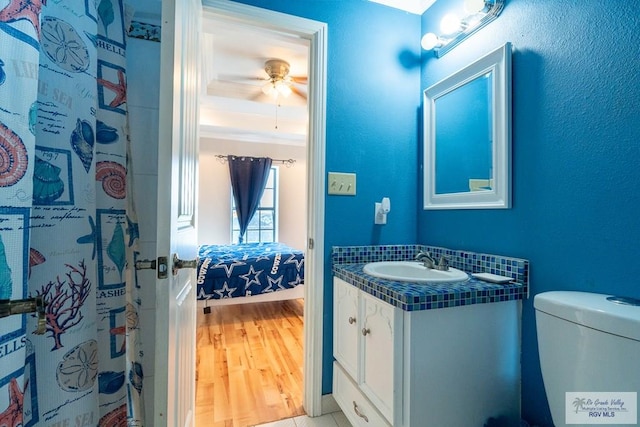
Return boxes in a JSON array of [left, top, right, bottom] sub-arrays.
[[332, 244, 529, 311]]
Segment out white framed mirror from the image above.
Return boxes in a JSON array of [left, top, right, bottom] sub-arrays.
[[423, 42, 512, 209]]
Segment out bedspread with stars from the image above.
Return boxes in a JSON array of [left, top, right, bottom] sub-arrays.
[[197, 243, 305, 300]]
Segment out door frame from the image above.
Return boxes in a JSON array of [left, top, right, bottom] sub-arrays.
[[201, 0, 327, 417]]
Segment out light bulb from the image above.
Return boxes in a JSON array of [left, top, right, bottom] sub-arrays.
[[275, 81, 292, 97], [421, 33, 440, 50], [262, 82, 276, 97], [464, 0, 485, 14], [440, 13, 461, 35]]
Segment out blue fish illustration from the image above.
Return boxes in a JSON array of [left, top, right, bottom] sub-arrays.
[[28, 102, 38, 135], [107, 222, 125, 280], [70, 118, 94, 173], [77, 215, 97, 260], [126, 215, 139, 247], [0, 235, 12, 299], [98, 370, 125, 394], [129, 362, 143, 394], [0, 59, 5, 85], [96, 120, 119, 144]]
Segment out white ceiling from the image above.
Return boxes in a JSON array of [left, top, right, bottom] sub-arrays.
[[130, 0, 431, 146], [200, 17, 310, 146], [368, 0, 437, 14]]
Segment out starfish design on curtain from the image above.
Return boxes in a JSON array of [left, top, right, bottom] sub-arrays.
[[98, 69, 127, 108], [0, 0, 46, 39], [0, 377, 27, 427]]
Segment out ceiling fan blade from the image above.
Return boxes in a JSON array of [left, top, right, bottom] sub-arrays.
[[290, 85, 307, 100], [217, 73, 267, 83], [290, 75, 308, 84]]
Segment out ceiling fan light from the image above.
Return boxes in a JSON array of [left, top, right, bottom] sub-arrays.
[[275, 81, 292, 97], [262, 82, 276, 97]]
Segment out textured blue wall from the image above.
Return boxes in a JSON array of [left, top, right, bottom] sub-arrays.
[[229, 0, 421, 394], [420, 1, 640, 426]]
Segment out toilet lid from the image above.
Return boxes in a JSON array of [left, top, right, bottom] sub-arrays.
[[534, 291, 640, 341]]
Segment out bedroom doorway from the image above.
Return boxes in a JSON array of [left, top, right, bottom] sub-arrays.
[[196, 1, 327, 424]]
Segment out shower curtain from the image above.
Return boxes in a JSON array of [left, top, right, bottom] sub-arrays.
[[0, 1, 144, 425]]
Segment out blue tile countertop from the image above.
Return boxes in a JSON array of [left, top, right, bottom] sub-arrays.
[[332, 244, 529, 312]]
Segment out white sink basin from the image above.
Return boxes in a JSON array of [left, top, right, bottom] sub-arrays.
[[363, 261, 469, 284]]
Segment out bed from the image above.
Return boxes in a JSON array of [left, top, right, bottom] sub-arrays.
[[196, 242, 305, 308]]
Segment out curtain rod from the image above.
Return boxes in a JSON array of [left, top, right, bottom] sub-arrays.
[[215, 155, 296, 167]]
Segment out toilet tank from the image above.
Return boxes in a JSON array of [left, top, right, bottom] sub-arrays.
[[534, 291, 640, 427]]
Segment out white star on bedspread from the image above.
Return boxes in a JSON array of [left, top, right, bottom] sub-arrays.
[[212, 259, 246, 277], [240, 265, 264, 289], [284, 254, 304, 271], [254, 253, 272, 262], [214, 282, 237, 298], [289, 274, 303, 287], [198, 287, 212, 299], [264, 276, 281, 292]]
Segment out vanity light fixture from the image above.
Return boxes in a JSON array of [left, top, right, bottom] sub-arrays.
[[421, 0, 505, 57]]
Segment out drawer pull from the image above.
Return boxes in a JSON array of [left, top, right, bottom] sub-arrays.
[[361, 327, 370, 336], [348, 316, 356, 324], [352, 401, 369, 422]]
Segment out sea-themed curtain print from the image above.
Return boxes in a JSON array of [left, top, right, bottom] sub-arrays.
[[228, 156, 273, 244], [0, 1, 144, 425]]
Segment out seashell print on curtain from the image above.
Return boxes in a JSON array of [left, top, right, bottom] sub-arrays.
[[0, 0, 144, 425]]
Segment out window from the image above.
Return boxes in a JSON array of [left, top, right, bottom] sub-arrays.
[[231, 166, 277, 243]]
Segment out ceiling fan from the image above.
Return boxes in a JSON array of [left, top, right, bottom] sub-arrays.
[[260, 59, 307, 100]]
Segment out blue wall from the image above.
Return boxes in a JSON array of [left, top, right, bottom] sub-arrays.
[[229, 0, 421, 393], [231, 1, 640, 425], [421, 1, 640, 426]]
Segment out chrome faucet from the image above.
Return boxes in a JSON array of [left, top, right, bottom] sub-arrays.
[[415, 251, 450, 271], [415, 251, 437, 269]]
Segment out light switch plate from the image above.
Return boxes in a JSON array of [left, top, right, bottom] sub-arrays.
[[328, 172, 356, 195]]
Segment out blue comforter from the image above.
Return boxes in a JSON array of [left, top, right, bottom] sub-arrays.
[[196, 243, 304, 300]]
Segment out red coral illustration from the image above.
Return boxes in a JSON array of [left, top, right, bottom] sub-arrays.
[[35, 261, 92, 350], [0, 377, 27, 427]]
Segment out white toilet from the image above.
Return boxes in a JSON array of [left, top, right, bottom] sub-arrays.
[[534, 291, 640, 427]]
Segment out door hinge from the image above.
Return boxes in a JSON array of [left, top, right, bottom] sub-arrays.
[[308, 238, 314, 249]]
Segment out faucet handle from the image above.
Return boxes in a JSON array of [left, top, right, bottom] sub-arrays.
[[436, 255, 449, 271]]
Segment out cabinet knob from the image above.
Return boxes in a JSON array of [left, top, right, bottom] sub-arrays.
[[361, 328, 370, 336], [352, 401, 369, 422], [348, 316, 356, 324]]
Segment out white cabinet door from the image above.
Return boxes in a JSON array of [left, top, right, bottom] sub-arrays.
[[360, 291, 402, 425], [333, 278, 360, 379]]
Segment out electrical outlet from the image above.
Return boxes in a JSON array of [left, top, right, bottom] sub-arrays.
[[328, 172, 356, 195]]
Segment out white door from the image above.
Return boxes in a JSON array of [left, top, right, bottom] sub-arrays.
[[154, 0, 202, 425]]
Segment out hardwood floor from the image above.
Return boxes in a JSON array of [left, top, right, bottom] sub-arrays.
[[195, 299, 305, 427]]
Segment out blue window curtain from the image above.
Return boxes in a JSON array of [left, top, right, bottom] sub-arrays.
[[228, 156, 273, 244]]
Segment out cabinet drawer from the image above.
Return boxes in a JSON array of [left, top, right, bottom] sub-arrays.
[[333, 362, 391, 427]]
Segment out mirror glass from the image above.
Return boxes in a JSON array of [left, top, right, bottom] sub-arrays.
[[424, 42, 511, 209]]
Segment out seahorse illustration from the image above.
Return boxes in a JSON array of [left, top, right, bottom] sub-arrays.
[[0, 234, 13, 299]]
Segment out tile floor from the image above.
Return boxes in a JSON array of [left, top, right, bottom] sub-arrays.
[[253, 411, 352, 427]]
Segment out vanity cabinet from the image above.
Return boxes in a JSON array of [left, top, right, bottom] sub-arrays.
[[333, 277, 401, 426], [332, 277, 521, 427]]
